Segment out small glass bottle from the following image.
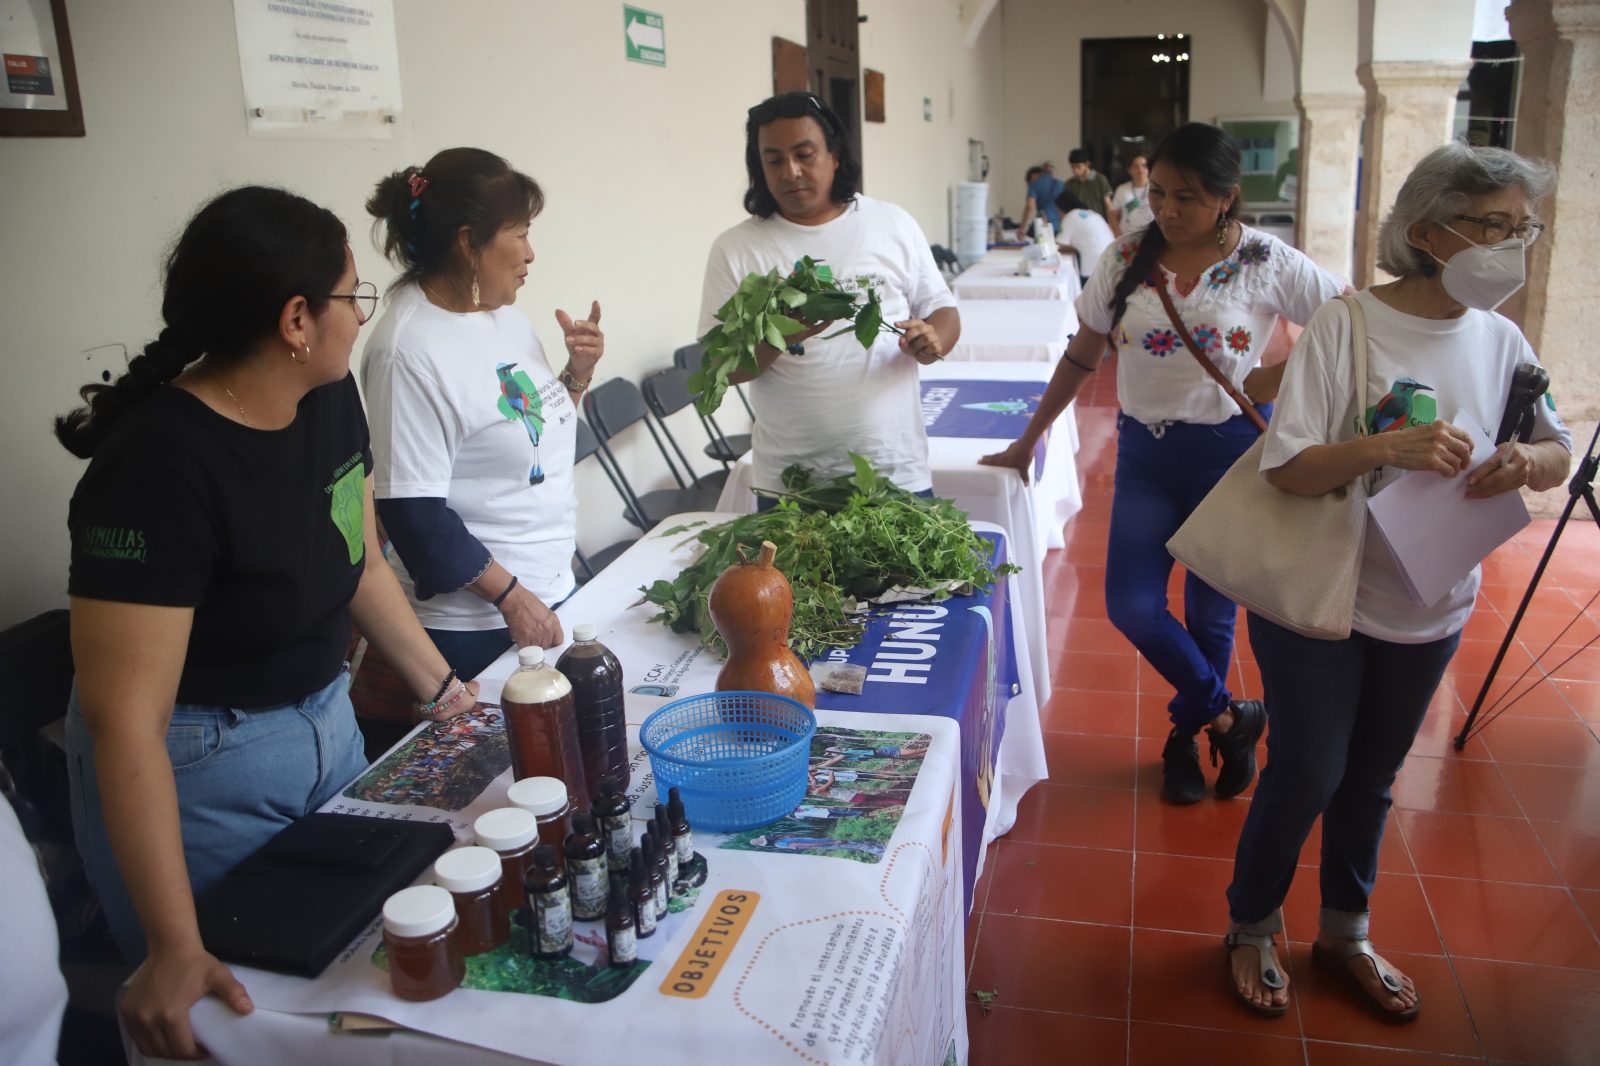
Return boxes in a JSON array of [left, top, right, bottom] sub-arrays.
[[524, 843, 573, 959], [628, 846, 656, 938], [654, 803, 679, 890], [563, 809, 608, 922], [668, 786, 694, 866], [641, 831, 667, 919], [591, 774, 634, 873], [605, 874, 637, 968], [506, 775, 571, 871], [474, 807, 540, 919], [382, 885, 465, 1001], [433, 846, 509, 956]]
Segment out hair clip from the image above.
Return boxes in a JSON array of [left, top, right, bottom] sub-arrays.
[[408, 173, 430, 198]]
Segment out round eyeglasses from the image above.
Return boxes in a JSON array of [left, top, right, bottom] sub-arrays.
[[1454, 214, 1546, 246], [330, 281, 379, 323]]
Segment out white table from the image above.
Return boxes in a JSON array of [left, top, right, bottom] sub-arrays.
[[950, 259, 1082, 302], [144, 523, 984, 1066], [946, 299, 1078, 364]]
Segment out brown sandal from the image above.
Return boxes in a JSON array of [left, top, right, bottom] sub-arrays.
[[1225, 929, 1289, 1018], [1312, 938, 1421, 1024]]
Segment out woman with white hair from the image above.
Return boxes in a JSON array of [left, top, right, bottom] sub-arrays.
[[1222, 143, 1572, 1021]]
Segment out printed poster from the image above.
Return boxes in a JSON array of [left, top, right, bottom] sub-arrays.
[[231, 0, 402, 137], [1, 0, 68, 111]]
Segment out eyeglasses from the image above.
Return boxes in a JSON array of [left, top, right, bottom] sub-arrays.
[[330, 281, 378, 323], [1454, 215, 1546, 246]]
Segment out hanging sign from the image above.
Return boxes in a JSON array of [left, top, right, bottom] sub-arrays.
[[623, 5, 665, 66]]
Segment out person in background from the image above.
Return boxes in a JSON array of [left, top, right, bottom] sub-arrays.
[[1064, 148, 1115, 222], [0, 783, 68, 1066], [1053, 190, 1116, 284], [1223, 144, 1567, 1021], [56, 187, 479, 1059], [363, 148, 605, 682], [699, 91, 959, 503], [1111, 153, 1153, 235], [1017, 160, 1065, 235], [980, 123, 1346, 807]]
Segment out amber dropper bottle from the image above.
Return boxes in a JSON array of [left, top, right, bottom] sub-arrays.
[[605, 874, 637, 968], [628, 846, 656, 938], [654, 803, 679, 890]]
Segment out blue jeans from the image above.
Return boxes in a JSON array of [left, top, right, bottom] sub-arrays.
[[65, 669, 368, 964], [1226, 615, 1459, 937], [425, 627, 516, 681], [1105, 411, 1267, 734]]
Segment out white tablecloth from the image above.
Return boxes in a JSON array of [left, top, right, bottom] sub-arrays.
[[950, 259, 1082, 302], [946, 300, 1078, 365], [142, 522, 984, 1066]]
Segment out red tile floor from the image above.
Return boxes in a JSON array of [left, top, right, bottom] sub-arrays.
[[965, 352, 1600, 1065]]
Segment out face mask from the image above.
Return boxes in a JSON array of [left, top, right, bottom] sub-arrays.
[[1426, 225, 1527, 311]]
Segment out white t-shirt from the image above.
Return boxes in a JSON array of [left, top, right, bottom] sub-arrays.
[[697, 196, 957, 492], [1263, 290, 1572, 643], [1112, 181, 1153, 231], [0, 799, 67, 1066], [1078, 226, 1345, 426], [1057, 208, 1115, 279], [362, 283, 579, 629]]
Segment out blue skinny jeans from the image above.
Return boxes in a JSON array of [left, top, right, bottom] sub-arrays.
[[1105, 410, 1267, 735], [1227, 614, 1459, 936]]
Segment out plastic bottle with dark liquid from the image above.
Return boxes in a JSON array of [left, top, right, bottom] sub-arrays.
[[501, 646, 589, 810], [555, 624, 629, 797]]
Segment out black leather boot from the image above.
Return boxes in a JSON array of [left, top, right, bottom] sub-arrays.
[[1208, 700, 1267, 799]]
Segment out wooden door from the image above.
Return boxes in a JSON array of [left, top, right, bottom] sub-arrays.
[[807, 0, 861, 176]]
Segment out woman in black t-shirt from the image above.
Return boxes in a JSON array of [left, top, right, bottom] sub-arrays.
[[58, 187, 479, 1061]]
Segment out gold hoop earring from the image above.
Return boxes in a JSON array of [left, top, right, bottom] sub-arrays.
[[1216, 213, 1230, 247], [471, 272, 481, 309], [290, 345, 310, 365]]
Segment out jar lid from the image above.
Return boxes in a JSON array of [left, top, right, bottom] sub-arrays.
[[383, 884, 456, 938], [474, 807, 538, 851], [572, 623, 598, 641], [433, 846, 503, 894], [517, 646, 544, 668], [506, 776, 569, 816]]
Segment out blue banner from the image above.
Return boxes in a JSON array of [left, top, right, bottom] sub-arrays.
[[920, 379, 1049, 438], [814, 533, 1018, 914]]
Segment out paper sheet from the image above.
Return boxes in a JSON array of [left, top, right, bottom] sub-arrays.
[[1366, 410, 1530, 608]]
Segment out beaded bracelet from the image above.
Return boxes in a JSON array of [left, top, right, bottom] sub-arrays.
[[426, 669, 458, 706], [416, 678, 469, 718]]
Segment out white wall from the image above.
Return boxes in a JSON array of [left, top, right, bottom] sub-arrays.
[[0, 0, 1003, 628], [1359, 0, 1477, 63], [998, 0, 1296, 218]]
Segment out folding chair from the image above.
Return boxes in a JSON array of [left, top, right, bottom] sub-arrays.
[[583, 378, 724, 530], [571, 418, 642, 582], [674, 342, 757, 424], [641, 366, 747, 484]]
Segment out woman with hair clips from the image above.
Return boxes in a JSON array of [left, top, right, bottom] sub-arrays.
[[1223, 144, 1568, 1021], [58, 187, 480, 1059], [362, 148, 605, 682], [982, 123, 1346, 805], [699, 91, 959, 502]]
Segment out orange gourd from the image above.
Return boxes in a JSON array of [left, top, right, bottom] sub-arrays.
[[708, 540, 816, 708]]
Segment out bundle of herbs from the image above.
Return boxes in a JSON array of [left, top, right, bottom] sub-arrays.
[[639, 455, 1019, 661], [688, 256, 901, 417]]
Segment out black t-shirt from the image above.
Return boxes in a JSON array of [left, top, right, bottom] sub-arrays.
[[67, 375, 373, 708]]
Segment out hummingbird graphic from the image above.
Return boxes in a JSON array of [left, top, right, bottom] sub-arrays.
[[961, 400, 1033, 414], [495, 362, 545, 485], [1372, 378, 1433, 433]]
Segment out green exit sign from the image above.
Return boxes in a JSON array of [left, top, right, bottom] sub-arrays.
[[624, 6, 665, 66]]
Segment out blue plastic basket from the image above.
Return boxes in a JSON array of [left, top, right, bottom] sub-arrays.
[[639, 691, 816, 833]]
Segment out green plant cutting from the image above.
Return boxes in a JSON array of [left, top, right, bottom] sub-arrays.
[[640, 454, 1019, 661], [687, 256, 903, 417]]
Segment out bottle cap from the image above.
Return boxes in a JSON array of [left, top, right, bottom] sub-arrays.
[[383, 884, 456, 939], [506, 776, 568, 816], [668, 789, 686, 821], [433, 846, 503, 894], [474, 807, 539, 851], [629, 847, 646, 880], [598, 774, 618, 797], [570, 809, 596, 835], [517, 646, 545, 668], [608, 874, 629, 908], [572, 623, 598, 642], [641, 830, 655, 858], [655, 803, 670, 833], [530, 843, 557, 869]]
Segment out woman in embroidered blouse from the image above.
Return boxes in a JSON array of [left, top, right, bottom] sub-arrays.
[[982, 123, 1347, 805]]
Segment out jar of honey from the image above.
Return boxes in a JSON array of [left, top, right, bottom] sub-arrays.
[[433, 846, 510, 956], [506, 776, 571, 870], [382, 885, 464, 1002], [474, 807, 540, 919]]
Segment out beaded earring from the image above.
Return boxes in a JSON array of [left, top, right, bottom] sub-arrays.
[[471, 271, 481, 308], [1216, 212, 1230, 247]]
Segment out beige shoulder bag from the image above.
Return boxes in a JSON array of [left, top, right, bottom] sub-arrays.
[[1165, 294, 1371, 640]]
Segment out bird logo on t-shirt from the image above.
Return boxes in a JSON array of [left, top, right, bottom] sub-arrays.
[[1369, 378, 1436, 433], [495, 362, 546, 485]]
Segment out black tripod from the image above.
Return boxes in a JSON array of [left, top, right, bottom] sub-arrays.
[[1454, 417, 1600, 750]]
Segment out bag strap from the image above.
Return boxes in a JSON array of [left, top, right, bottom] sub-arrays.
[[1153, 275, 1270, 434], [1335, 293, 1370, 441]]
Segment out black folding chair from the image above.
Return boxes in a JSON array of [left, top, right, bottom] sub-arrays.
[[641, 366, 746, 480], [583, 378, 724, 531], [674, 342, 756, 423], [571, 418, 640, 583]]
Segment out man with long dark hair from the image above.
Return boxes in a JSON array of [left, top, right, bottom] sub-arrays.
[[697, 92, 960, 502]]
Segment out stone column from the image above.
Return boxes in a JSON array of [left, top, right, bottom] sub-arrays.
[[1353, 60, 1474, 286], [1504, 0, 1600, 427], [1294, 91, 1366, 283]]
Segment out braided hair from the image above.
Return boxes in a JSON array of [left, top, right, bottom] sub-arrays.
[[1107, 123, 1242, 330], [54, 186, 347, 459]]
